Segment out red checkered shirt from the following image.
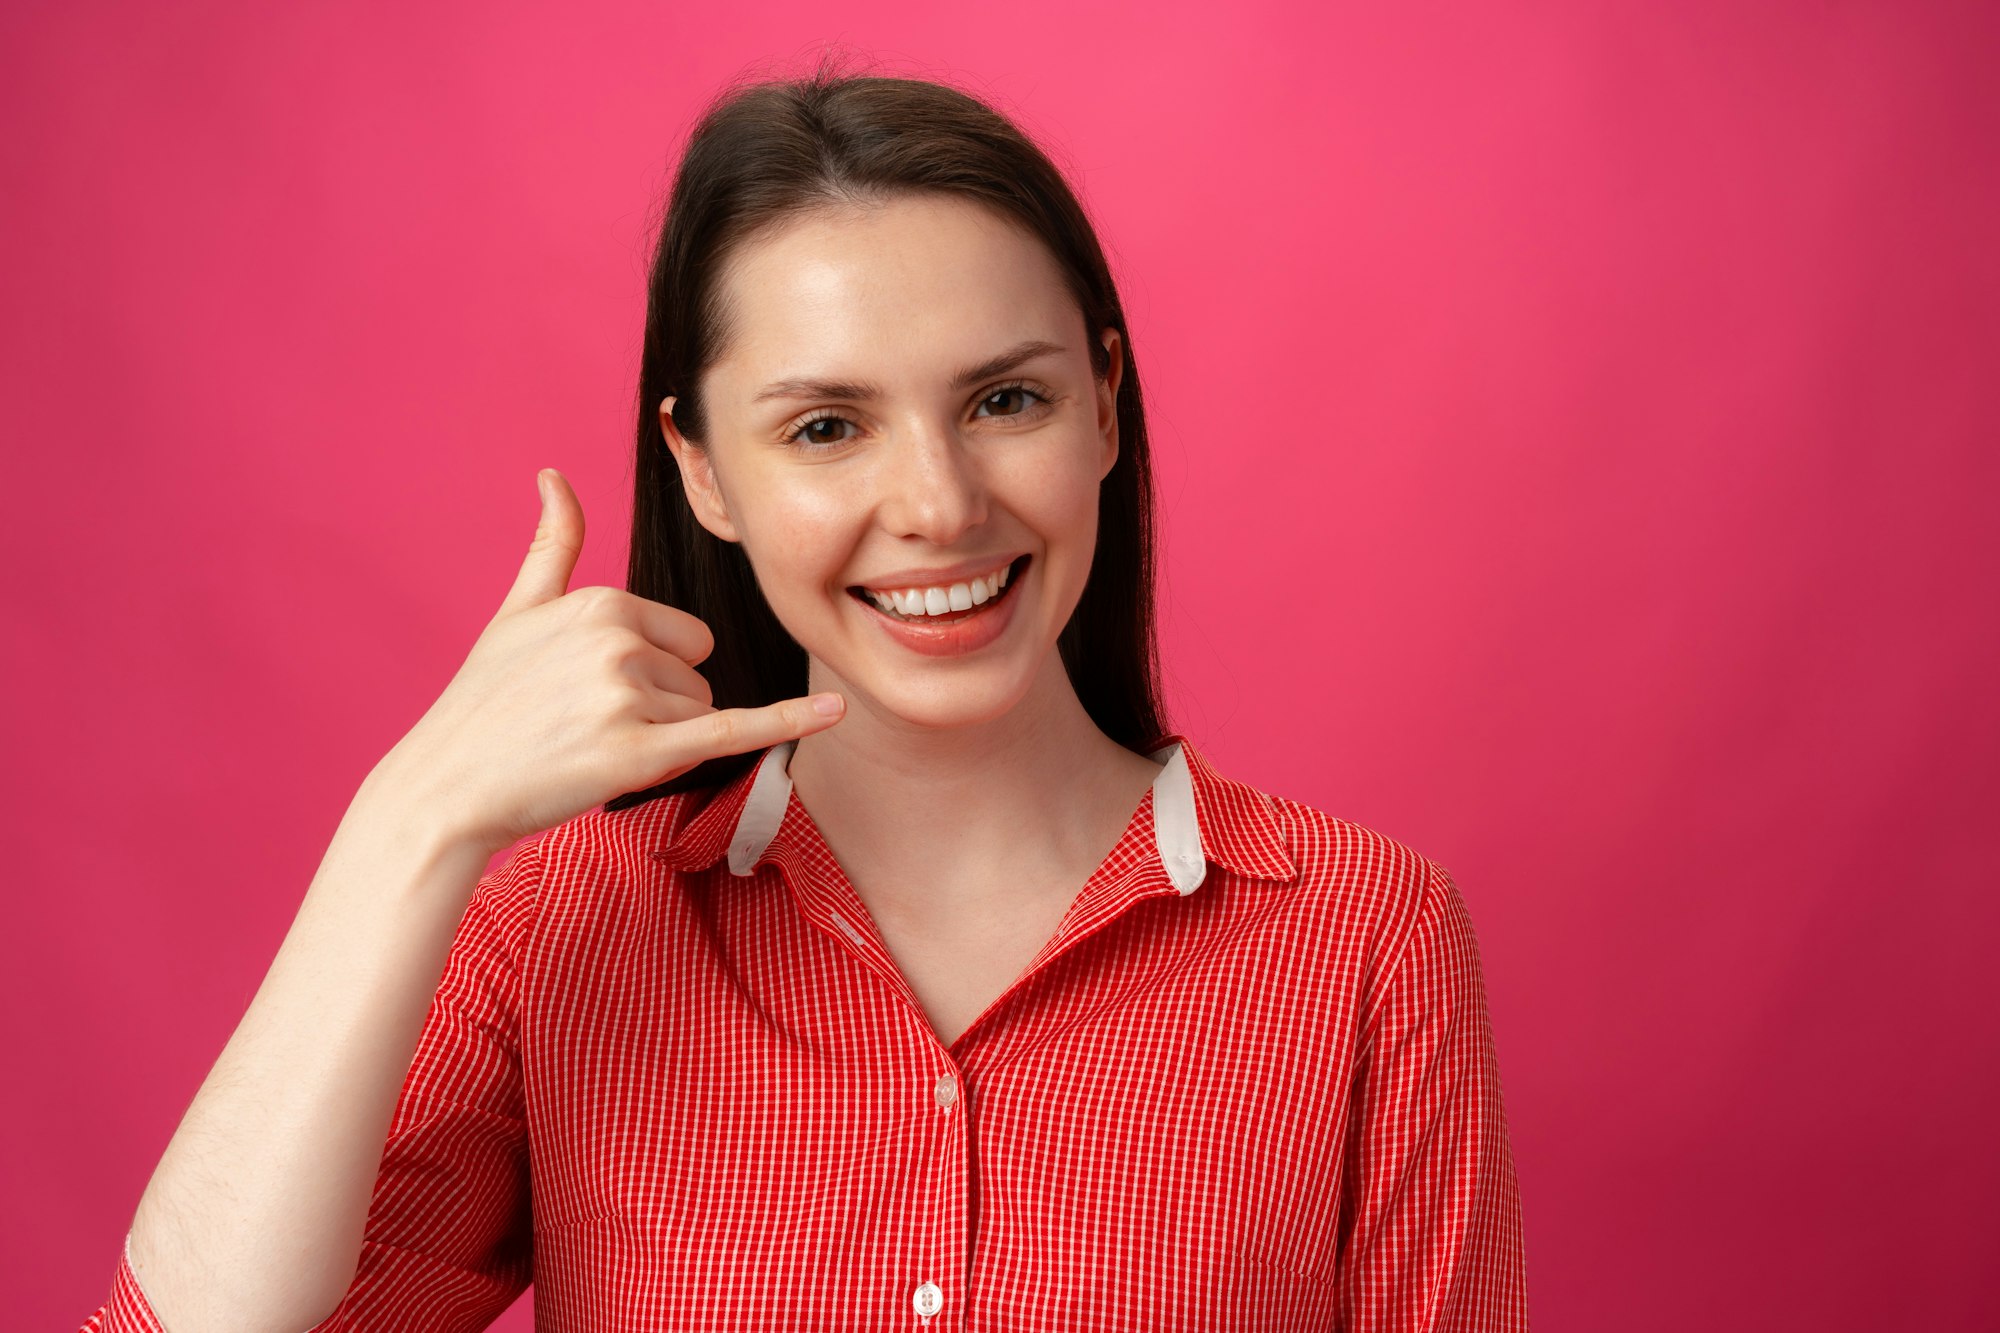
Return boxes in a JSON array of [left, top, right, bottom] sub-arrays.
[[82, 731, 1529, 1330]]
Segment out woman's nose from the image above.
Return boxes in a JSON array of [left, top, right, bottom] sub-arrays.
[[874, 426, 990, 541]]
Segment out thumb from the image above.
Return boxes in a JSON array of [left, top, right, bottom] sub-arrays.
[[497, 468, 585, 616]]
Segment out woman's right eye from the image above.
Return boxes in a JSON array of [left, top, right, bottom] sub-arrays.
[[784, 412, 857, 451]]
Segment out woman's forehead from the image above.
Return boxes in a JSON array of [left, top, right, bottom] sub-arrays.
[[708, 199, 1080, 394]]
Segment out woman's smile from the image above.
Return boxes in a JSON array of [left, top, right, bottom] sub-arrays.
[[845, 554, 1031, 657]]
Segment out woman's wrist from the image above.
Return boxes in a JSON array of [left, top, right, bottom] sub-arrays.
[[347, 751, 506, 886]]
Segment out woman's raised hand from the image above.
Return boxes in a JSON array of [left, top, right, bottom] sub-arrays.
[[376, 468, 844, 858]]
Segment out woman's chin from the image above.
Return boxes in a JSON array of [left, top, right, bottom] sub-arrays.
[[815, 660, 1039, 734], [868, 682, 1031, 732]]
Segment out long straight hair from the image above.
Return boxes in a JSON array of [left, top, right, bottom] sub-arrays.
[[605, 57, 1170, 813]]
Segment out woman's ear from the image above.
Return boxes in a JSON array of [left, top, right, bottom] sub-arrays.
[[1095, 327, 1123, 481], [659, 396, 742, 543]]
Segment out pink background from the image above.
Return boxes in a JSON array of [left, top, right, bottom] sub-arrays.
[[7, 3, 1997, 1328]]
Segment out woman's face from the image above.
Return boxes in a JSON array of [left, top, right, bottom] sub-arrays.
[[660, 193, 1123, 733]]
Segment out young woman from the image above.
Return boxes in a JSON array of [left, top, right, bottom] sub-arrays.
[[83, 63, 1528, 1332]]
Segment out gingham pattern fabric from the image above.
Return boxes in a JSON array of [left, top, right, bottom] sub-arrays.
[[82, 731, 1528, 1331]]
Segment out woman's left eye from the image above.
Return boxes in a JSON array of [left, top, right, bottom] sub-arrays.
[[974, 383, 1051, 418]]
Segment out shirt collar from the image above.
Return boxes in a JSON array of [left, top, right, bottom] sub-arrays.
[[652, 731, 1296, 893]]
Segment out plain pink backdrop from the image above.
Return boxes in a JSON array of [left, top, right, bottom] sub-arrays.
[[7, 2, 1997, 1328]]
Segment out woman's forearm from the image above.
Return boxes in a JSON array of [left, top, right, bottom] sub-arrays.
[[123, 762, 498, 1333]]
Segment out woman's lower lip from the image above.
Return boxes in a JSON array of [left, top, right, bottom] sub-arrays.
[[850, 562, 1025, 657]]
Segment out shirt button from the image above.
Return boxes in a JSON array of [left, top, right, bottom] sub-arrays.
[[913, 1281, 943, 1318], [934, 1072, 958, 1110]]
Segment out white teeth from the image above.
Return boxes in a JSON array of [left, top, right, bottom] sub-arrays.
[[862, 561, 1016, 618]]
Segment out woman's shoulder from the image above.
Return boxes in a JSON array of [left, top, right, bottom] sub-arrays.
[[476, 782, 727, 911], [547, 783, 722, 870], [1256, 787, 1460, 947], [1176, 734, 1451, 938]]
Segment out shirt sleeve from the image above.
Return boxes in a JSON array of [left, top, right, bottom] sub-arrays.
[[1334, 859, 1531, 1331], [77, 837, 544, 1333]]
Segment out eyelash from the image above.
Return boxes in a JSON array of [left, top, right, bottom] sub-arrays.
[[781, 380, 1056, 451]]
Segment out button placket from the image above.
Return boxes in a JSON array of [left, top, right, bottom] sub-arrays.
[[916, 1060, 968, 1328]]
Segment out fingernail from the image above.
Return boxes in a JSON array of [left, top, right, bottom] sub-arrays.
[[811, 693, 843, 716]]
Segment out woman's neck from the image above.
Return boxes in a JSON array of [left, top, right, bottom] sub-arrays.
[[785, 651, 1164, 926]]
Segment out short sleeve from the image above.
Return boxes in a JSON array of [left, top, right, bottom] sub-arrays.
[[78, 838, 544, 1333], [1334, 860, 1530, 1331]]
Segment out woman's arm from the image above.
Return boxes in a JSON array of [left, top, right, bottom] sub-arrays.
[[88, 761, 509, 1333], [1334, 860, 1531, 1331], [78, 469, 842, 1331]]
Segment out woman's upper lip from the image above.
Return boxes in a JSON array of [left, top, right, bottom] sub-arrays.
[[849, 552, 1027, 592]]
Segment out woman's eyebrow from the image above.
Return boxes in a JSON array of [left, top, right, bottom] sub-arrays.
[[750, 338, 1069, 404]]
